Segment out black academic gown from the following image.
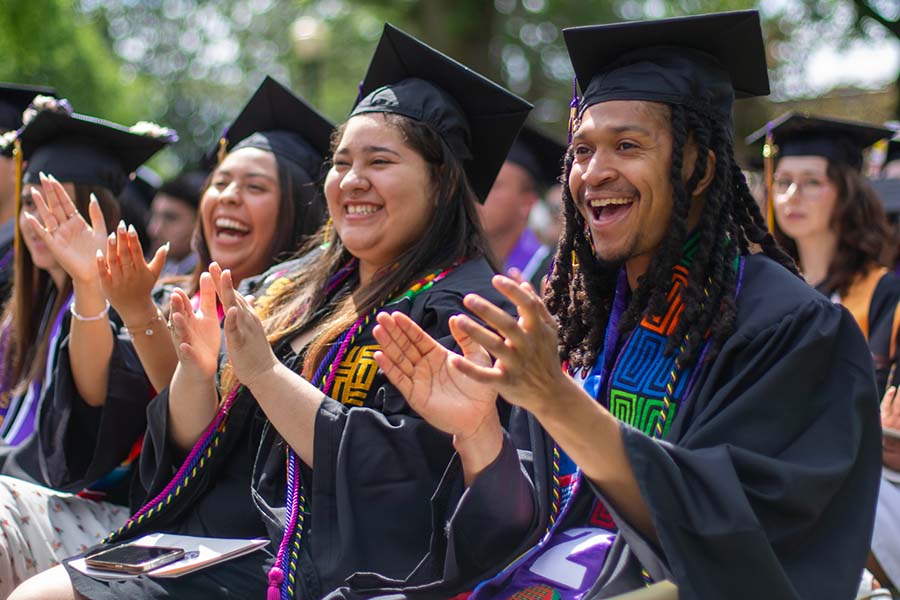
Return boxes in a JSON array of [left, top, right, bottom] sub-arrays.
[[338, 254, 882, 600], [819, 270, 900, 396], [67, 257, 536, 600], [0, 302, 148, 508], [36, 308, 156, 506]]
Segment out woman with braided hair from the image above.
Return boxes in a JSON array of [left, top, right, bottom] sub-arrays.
[[366, 10, 881, 600], [11, 24, 536, 600]]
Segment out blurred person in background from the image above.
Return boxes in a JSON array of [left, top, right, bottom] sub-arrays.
[[747, 113, 900, 396], [147, 170, 205, 276], [479, 126, 565, 288], [0, 84, 57, 306], [0, 99, 172, 595]]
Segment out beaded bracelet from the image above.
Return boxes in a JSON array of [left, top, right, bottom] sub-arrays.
[[124, 308, 166, 337], [69, 300, 110, 322]]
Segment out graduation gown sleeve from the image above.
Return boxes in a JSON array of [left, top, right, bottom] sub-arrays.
[[610, 256, 882, 600], [38, 310, 155, 496], [307, 259, 538, 595]]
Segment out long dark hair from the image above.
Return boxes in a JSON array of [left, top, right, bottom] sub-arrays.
[[1, 184, 121, 390], [774, 160, 894, 297], [546, 103, 799, 373], [253, 112, 490, 383], [185, 151, 326, 295]]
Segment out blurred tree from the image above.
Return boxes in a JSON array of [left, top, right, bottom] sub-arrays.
[[7, 0, 896, 171], [75, 0, 764, 169], [0, 0, 148, 127], [795, 0, 900, 119]]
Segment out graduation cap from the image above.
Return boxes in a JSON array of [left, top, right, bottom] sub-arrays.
[[563, 10, 770, 136], [350, 23, 532, 202], [158, 170, 208, 210], [16, 111, 175, 196], [745, 112, 893, 171], [206, 76, 334, 181], [506, 126, 567, 192], [0, 83, 57, 132]]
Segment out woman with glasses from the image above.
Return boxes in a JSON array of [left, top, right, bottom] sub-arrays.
[[747, 113, 900, 395]]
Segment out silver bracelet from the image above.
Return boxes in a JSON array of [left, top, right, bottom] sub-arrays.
[[69, 300, 111, 322]]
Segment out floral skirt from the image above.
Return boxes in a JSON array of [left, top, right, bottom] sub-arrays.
[[0, 475, 126, 599]]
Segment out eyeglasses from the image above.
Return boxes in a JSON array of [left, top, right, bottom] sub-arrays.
[[772, 177, 827, 198]]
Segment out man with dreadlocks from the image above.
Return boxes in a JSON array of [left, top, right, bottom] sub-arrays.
[[368, 10, 881, 600]]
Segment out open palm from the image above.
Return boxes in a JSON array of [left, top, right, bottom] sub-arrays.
[[26, 174, 107, 284], [373, 311, 498, 439], [169, 275, 221, 380]]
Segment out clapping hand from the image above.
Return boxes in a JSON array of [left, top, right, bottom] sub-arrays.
[[209, 262, 277, 390], [169, 273, 221, 381], [22, 173, 108, 285], [373, 312, 499, 441], [448, 274, 566, 417], [97, 221, 169, 323], [882, 386, 900, 471]]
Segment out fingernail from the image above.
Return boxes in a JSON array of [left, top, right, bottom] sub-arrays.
[[90, 193, 98, 204], [96, 249, 103, 259], [118, 220, 125, 230], [38, 171, 46, 179], [163, 241, 170, 253], [108, 232, 116, 242], [128, 224, 136, 235]]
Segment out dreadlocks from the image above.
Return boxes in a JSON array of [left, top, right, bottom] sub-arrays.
[[545, 102, 798, 374]]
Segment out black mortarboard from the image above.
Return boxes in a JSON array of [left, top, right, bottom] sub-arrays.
[[745, 112, 892, 171], [17, 111, 175, 195], [350, 23, 532, 202], [206, 76, 333, 181], [158, 170, 208, 210], [506, 126, 567, 191], [872, 178, 900, 216], [564, 10, 769, 136], [0, 83, 56, 131]]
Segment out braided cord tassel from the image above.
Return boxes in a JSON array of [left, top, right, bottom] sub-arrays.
[[103, 384, 244, 544], [273, 261, 463, 599], [644, 279, 711, 585]]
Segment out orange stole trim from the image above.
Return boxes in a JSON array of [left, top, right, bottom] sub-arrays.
[[841, 266, 889, 341], [643, 264, 688, 336]]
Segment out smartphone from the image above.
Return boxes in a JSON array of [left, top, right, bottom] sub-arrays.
[[85, 544, 185, 574]]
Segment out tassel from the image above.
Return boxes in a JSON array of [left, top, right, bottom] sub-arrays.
[[763, 125, 776, 234], [13, 138, 22, 256], [216, 136, 228, 165], [567, 76, 579, 144], [267, 566, 284, 600]]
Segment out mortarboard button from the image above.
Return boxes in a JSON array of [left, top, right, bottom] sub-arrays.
[[351, 23, 532, 202]]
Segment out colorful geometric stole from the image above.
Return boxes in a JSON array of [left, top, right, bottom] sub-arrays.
[[605, 261, 694, 438], [269, 261, 463, 600], [472, 242, 746, 599]]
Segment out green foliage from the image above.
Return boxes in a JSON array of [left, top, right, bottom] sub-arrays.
[[1, 0, 881, 170], [0, 0, 148, 126]]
